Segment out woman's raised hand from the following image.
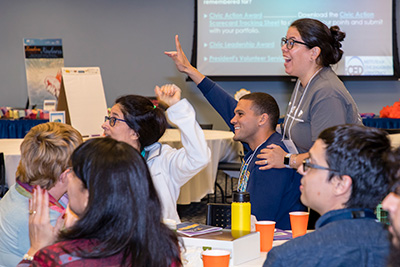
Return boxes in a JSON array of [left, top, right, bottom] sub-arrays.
[[27, 186, 65, 256], [155, 84, 182, 107]]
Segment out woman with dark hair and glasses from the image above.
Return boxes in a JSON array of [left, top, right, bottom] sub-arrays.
[[256, 18, 362, 171], [258, 18, 362, 226], [19, 138, 182, 266], [101, 84, 210, 223]]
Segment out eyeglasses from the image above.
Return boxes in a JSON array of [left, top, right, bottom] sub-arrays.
[[281, 37, 310, 50], [302, 158, 339, 173], [104, 116, 127, 127]]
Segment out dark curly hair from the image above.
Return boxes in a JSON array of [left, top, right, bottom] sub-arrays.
[[318, 124, 391, 210], [291, 18, 345, 66]]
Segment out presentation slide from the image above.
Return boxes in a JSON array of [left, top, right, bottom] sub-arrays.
[[197, 0, 394, 77]]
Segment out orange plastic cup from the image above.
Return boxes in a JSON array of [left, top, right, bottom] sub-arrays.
[[202, 249, 230, 267], [289, 211, 309, 238], [255, 221, 276, 252]]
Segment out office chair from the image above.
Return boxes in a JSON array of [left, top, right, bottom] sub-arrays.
[[381, 128, 400, 134], [206, 203, 231, 228], [0, 153, 8, 198], [199, 124, 213, 130], [217, 161, 241, 203]]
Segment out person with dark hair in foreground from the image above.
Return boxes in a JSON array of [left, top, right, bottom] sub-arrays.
[[18, 138, 182, 267], [264, 125, 391, 266], [381, 147, 400, 266], [102, 84, 210, 222]]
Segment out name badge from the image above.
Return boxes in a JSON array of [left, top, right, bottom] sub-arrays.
[[283, 139, 299, 154]]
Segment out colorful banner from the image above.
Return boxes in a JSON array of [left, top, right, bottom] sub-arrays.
[[24, 38, 64, 108]]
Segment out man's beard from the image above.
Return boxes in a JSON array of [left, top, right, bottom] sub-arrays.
[[387, 231, 400, 267]]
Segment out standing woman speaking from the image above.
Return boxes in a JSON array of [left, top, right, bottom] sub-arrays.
[[255, 18, 362, 170]]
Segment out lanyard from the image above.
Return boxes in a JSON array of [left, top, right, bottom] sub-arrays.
[[237, 142, 264, 192], [317, 209, 377, 228], [282, 68, 323, 142]]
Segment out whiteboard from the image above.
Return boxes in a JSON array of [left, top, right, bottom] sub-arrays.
[[59, 67, 107, 137]]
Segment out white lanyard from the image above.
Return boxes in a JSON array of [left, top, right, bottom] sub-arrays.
[[282, 68, 323, 142]]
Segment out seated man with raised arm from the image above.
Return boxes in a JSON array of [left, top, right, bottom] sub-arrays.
[[264, 124, 391, 267], [165, 35, 305, 229]]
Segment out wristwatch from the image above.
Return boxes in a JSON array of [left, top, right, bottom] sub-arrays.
[[284, 153, 292, 168]]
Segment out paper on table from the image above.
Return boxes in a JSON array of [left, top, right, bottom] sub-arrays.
[[273, 229, 292, 240], [177, 222, 222, 237]]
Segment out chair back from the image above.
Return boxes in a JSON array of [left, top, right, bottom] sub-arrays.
[[0, 153, 8, 198], [206, 203, 231, 228], [200, 124, 213, 130], [382, 128, 400, 134], [217, 162, 242, 172]]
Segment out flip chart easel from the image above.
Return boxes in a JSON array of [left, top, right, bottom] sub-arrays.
[[57, 67, 107, 138]]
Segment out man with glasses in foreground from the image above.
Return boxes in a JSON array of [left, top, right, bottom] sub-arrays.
[[264, 124, 391, 267]]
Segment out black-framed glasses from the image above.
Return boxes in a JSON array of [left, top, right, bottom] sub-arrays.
[[302, 158, 339, 173], [104, 116, 127, 127], [281, 37, 310, 50]]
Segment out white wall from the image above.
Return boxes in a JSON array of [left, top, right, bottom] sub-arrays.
[[1, 0, 399, 131]]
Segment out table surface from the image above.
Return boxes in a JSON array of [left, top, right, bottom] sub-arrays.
[[182, 233, 298, 266], [0, 138, 23, 155], [182, 229, 314, 266]]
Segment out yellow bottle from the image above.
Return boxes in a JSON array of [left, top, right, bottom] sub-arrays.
[[231, 192, 251, 238]]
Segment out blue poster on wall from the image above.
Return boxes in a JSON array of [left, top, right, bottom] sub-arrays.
[[23, 38, 64, 108]]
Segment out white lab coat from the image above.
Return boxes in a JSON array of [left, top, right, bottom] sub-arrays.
[[144, 99, 211, 222]]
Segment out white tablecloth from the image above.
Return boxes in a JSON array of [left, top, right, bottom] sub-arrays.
[[0, 138, 23, 188], [0, 129, 243, 204], [389, 133, 400, 148]]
